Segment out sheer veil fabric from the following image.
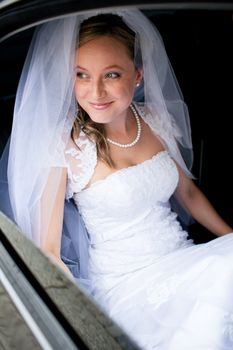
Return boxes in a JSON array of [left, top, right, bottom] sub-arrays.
[[0, 8, 193, 273]]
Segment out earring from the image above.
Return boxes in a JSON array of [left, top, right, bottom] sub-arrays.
[[136, 82, 140, 87]]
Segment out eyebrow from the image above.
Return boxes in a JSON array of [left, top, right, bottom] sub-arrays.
[[76, 64, 125, 71]]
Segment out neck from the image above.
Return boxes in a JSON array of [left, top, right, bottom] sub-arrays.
[[106, 104, 142, 149], [105, 107, 133, 139]]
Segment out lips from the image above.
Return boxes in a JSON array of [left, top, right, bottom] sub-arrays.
[[89, 101, 113, 110]]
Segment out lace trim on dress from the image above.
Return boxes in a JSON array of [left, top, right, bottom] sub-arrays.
[[146, 274, 182, 310], [65, 129, 97, 199], [134, 102, 182, 148]]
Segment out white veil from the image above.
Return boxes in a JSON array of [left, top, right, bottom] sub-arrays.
[[0, 8, 193, 279]]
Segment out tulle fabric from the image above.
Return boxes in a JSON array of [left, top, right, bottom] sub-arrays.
[[119, 9, 193, 171], [6, 17, 78, 245]]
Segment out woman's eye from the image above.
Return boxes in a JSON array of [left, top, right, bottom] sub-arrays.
[[105, 72, 120, 79], [76, 72, 89, 79]]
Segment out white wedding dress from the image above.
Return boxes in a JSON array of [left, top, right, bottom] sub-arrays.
[[65, 103, 233, 350]]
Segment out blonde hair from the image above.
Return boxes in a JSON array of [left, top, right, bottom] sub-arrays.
[[73, 14, 137, 167]]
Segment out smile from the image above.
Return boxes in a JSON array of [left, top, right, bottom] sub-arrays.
[[89, 102, 113, 110]]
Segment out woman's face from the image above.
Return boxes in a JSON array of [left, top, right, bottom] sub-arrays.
[[75, 35, 142, 124]]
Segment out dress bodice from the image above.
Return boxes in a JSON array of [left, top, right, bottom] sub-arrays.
[[75, 151, 180, 245], [72, 150, 192, 293]]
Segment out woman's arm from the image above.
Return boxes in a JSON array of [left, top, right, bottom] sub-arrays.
[[174, 164, 232, 236], [40, 167, 73, 278]]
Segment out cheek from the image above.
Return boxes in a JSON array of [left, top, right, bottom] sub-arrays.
[[121, 83, 136, 100], [114, 79, 136, 96], [74, 81, 86, 100]]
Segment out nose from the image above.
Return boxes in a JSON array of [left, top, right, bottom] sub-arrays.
[[91, 78, 106, 99]]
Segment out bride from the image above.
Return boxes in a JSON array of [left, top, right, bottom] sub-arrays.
[[1, 8, 233, 350]]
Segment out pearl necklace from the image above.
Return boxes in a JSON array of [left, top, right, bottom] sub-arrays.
[[106, 104, 141, 148]]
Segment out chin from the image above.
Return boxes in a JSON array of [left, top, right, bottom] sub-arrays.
[[82, 105, 114, 124], [88, 114, 112, 124]]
